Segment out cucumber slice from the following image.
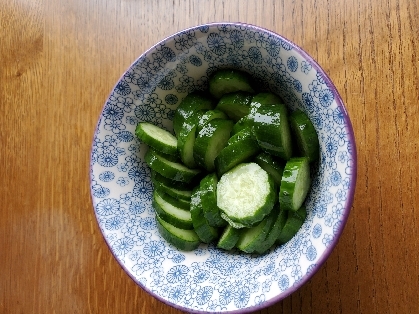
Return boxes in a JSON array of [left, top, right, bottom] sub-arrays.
[[277, 206, 306, 244], [197, 109, 228, 133], [279, 157, 311, 211], [254, 152, 285, 186], [236, 210, 276, 253], [155, 188, 190, 210], [231, 115, 252, 135], [173, 92, 214, 136], [227, 127, 255, 146], [217, 225, 241, 250], [215, 92, 253, 122], [209, 69, 255, 99], [289, 109, 320, 162], [145, 149, 201, 183], [190, 187, 219, 243], [135, 122, 178, 155], [254, 205, 286, 254], [248, 92, 282, 124], [217, 163, 276, 228], [193, 119, 234, 172], [215, 137, 260, 177], [156, 214, 200, 251], [253, 103, 293, 160], [199, 173, 226, 228], [177, 111, 205, 168], [152, 190, 193, 229], [151, 171, 192, 200]]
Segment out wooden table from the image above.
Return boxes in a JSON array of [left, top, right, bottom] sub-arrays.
[[1, 0, 418, 313]]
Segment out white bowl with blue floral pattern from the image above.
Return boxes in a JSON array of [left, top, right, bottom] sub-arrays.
[[90, 22, 357, 313]]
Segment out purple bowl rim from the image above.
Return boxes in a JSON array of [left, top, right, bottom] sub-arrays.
[[89, 21, 358, 314]]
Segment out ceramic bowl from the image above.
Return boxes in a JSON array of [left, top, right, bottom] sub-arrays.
[[90, 22, 357, 313]]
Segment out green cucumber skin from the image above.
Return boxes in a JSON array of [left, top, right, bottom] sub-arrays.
[[254, 152, 285, 186], [276, 210, 305, 244], [151, 170, 192, 190], [151, 174, 192, 201], [156, 188, 190, 210], [197, 110, 228, 133], [279, 157, 311, 211], [254, 206, 286, 254], [135, 123, 178, 155], [289, 109, 320, 162], [248, 92, 282, 122], [215, 92, 254, 122], [217, 225, 241, 250], [193, 119, 234, 172], [227, 127, 255, 146], [215, 138, 260, 177], [173, 92, 214, 136], [231, 116, 252, 135], [156, 214, 201, 251], [152, 190, 193, 230], [145, 149, 201, 183], [190, 187, 219, 243], [209, 69, 255, 99], [200, 173, 227, 228], [253, 103, 293, 160]]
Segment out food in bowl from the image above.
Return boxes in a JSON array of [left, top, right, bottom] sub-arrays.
[[90, 22, 356, 313], [136, 68, 320, 255]]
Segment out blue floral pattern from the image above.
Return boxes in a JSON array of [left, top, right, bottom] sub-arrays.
[[90, 23, 356, 313]]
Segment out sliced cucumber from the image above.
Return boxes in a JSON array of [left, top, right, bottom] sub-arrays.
[[277, 206, 306, 244], [279, 157, 311, 211], [190, 187, 219, 243], [289, 109, 320, 162], [199, 173, 226, 228], [145, 149, 201, 183], [151, 171, 192, 201], [253, 103, 293, 160], [209, 69, 255, 99], [152, 189, 193, 229], [155, 188, 190, 210], [197, 109, 228, 133], [231, 115, 252, 135], [215, 92, 253, 122], [173, 92, 214, 136], [156, 214, 201, 251], [254, 205, 286, 254], [135, 122, 178, 155], [236, 211, 276, 253], [254, 152, 285, 186], [193, 119, 234, 172], [217, 163, 276, 228], [177, 110, 205, 168], [227, 127, 255, 146], [217, 225, 241, 250], [248, 92, 282, 124], [215, 136, 260, 177]]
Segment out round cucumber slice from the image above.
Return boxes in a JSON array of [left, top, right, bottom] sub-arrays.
[[254, 152, 285, 186], [217, 225, 240, 250], [200, 173, 226, 228], [209, 69, 255, 99], [197, 109, 228, 133], [254, 205, 286, 254], [152, 190, 193, 229], [217, 163, 276, 228], [276, 207, 306, 244], [279, 157, 311, 211], [135, 122, 178, 155], [156, 214, 201, 251], [151, 171, 192, 201], [215, 92, 253, 122]]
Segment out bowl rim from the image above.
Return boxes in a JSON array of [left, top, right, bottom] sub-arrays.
[[89, 21, 357, 313]]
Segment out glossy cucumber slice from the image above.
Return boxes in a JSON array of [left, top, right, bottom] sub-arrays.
[[279, 157, 311, 211], [236, 210, 276, 253], [151, 171, 192, 201], [155, 188, 190, 210], [193, 119, 234, 172], [152, 189, 193, 229], [156, 214, 201, 251], [145, 149, 201, 183], [254, 205, 286, 254], [289, 109, 320, 162], [199, 173, 226, 227], [254, 152, 285, 186], [190, 187, 219, 243], [173, 92, 214, 136], [217, 225, 241, 250], [231, 115, 252, 135], [215, 92, 253, 122], [215, 136, 260, 177], [227, 127, 255, 146], [177, 111, 205, 168], [253, 103, 293, 160], [197, 109, 228, 133], [217, 163, 276, 228], [209, 69, 254, 99], [277, 206, 307, 244], [135, 122, 178, 155]]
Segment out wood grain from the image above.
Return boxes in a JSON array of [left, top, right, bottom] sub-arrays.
[[1, 0, 418, 313]]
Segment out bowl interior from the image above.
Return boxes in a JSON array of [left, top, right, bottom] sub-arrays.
[[90, 23, 356, 313]]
